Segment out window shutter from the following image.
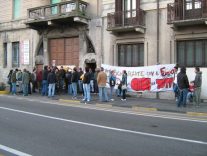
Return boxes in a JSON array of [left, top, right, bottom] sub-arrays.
[[203, 0, 207, 15], [115, 0, 123, 26], [136, 0, 141, 23], [115, 0, 122, 12], [175, 0, 183, 20]]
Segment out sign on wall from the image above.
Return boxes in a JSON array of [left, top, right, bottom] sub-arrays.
[[21, 40, 30, 65], [102, 64, 176, 92]]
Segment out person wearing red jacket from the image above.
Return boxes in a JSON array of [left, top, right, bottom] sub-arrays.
[[37, 70, 42, 93]]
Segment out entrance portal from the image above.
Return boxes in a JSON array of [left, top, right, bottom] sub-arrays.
[[85, 63, 96, 72]]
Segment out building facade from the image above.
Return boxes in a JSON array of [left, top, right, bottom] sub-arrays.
[[0, 0, 207, 99]]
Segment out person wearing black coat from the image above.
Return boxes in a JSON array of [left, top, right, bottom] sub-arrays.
[[42, 66, 49, 96], [47, 69, 56, 97], [177, 67, 189, 107], [82, 67, 91, 102], [65, 69, 72, 95]]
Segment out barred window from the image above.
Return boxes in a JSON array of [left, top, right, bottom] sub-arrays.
[[3, 43, 7, 68], [118, 43, 144, 67], [12, 42, 20, 68], [177, 39, 207, 67]]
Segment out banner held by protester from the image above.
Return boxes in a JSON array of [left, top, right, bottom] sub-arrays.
[[102, 64, 176, 92]]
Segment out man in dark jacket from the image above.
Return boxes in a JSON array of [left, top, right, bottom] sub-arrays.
[[82, 67, 91, 102], [71, 67, 79, 99], [65, 69, 72, 95], [177, 67, 189, 107], [47, 68, 56, 97], [11, 69, 18, 95], [42, 66, 48, 96], [22, 69, 30, 96], [59, 66, 65, 93], [194, 67, 202, 107]]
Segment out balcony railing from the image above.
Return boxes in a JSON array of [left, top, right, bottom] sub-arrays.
[[167, 0, 207, 24], [107, 9, 145, 31], [27, 0, 88, 20]]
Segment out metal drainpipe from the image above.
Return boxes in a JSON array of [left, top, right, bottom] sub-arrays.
[[157, 0, 160, 64], [156, 0, 160, 99]]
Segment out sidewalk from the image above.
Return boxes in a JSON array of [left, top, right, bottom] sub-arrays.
[[57, 93, 207, 114], [2, 90, 207, 115]]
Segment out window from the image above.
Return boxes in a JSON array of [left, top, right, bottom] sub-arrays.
[[3, 43, 7, 68], [13, 0, 21, 19], [51, 0, 61, 15], [185, 0, 201, 10], [66, 3, 76, 12], [118, 43, 144, 67], [124, 0, 137, 18], [177, 40, 207, 67], [12, 42, 20, 68]]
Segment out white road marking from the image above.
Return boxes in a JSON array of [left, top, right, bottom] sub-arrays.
[[1, 95, 207, 123], [0, 106, 207, 145], [0, 144, 32, 156]]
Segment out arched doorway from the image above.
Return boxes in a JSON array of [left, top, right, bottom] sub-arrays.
[[85, 59, 96, 72]]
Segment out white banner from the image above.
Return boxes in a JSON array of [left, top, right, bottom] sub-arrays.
[[102, 64, 176, 92], [21, 40, 30, 65]]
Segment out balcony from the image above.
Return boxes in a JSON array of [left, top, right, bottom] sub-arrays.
[[107, 9, 145, 33], [167, 0, 207, 27], [25, 0, 89, 30]]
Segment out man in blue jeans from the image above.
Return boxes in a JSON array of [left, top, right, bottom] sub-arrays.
[[47, 68, 56, 98], [177, 67, 189, 107], [82, 67, 91, 102], [71, 67, 79, 99], [97, 67, 108, 102], [42, 66, 49, 96]]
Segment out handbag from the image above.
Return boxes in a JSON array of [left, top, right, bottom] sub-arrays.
[[121, 84, 127, 90]]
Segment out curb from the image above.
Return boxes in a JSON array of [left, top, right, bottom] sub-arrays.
[[132, 106, 157, 112], [59, 99, 80, 103], [187, 112, 207, 117], [96, 104, 113, 108], [0, 91, 9, 95], [57, 99, 207, 117]]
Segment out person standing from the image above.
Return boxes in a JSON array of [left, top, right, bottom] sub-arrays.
[[71, 67, 79, 99], [94, 68, 100, 94], [82, 67, 91, 103], [177, 67, 189, 107], [121, 70, 127, 101], [173, 65, 179, 101], [11, 69, 18, 95], [7, 69, 13, 93], [42, 66, 49, 96], [193, 67, 202, 107], [47, 68, 56, 98], [31, 68, 37, 93], [37, 70, 42, 93], [89, 68, 95, 93], [78, 67, 84, 93], [65, 69, 73, 95], [97, 67, 108, 102], [109, 70, 116, 101], [59, 66, 65, 93], [22, 69, 30, 96], [16, 69, 23, 93]]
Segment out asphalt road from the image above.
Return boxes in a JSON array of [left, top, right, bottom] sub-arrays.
[[0, 96, 207, 156]]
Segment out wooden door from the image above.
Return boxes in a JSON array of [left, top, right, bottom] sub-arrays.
[[49, 37, 79, 66]]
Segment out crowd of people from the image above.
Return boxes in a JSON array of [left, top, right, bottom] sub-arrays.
[[173, 66, 202, 107], [7, 64, 203, 106], [7, 66, 128, 103]]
